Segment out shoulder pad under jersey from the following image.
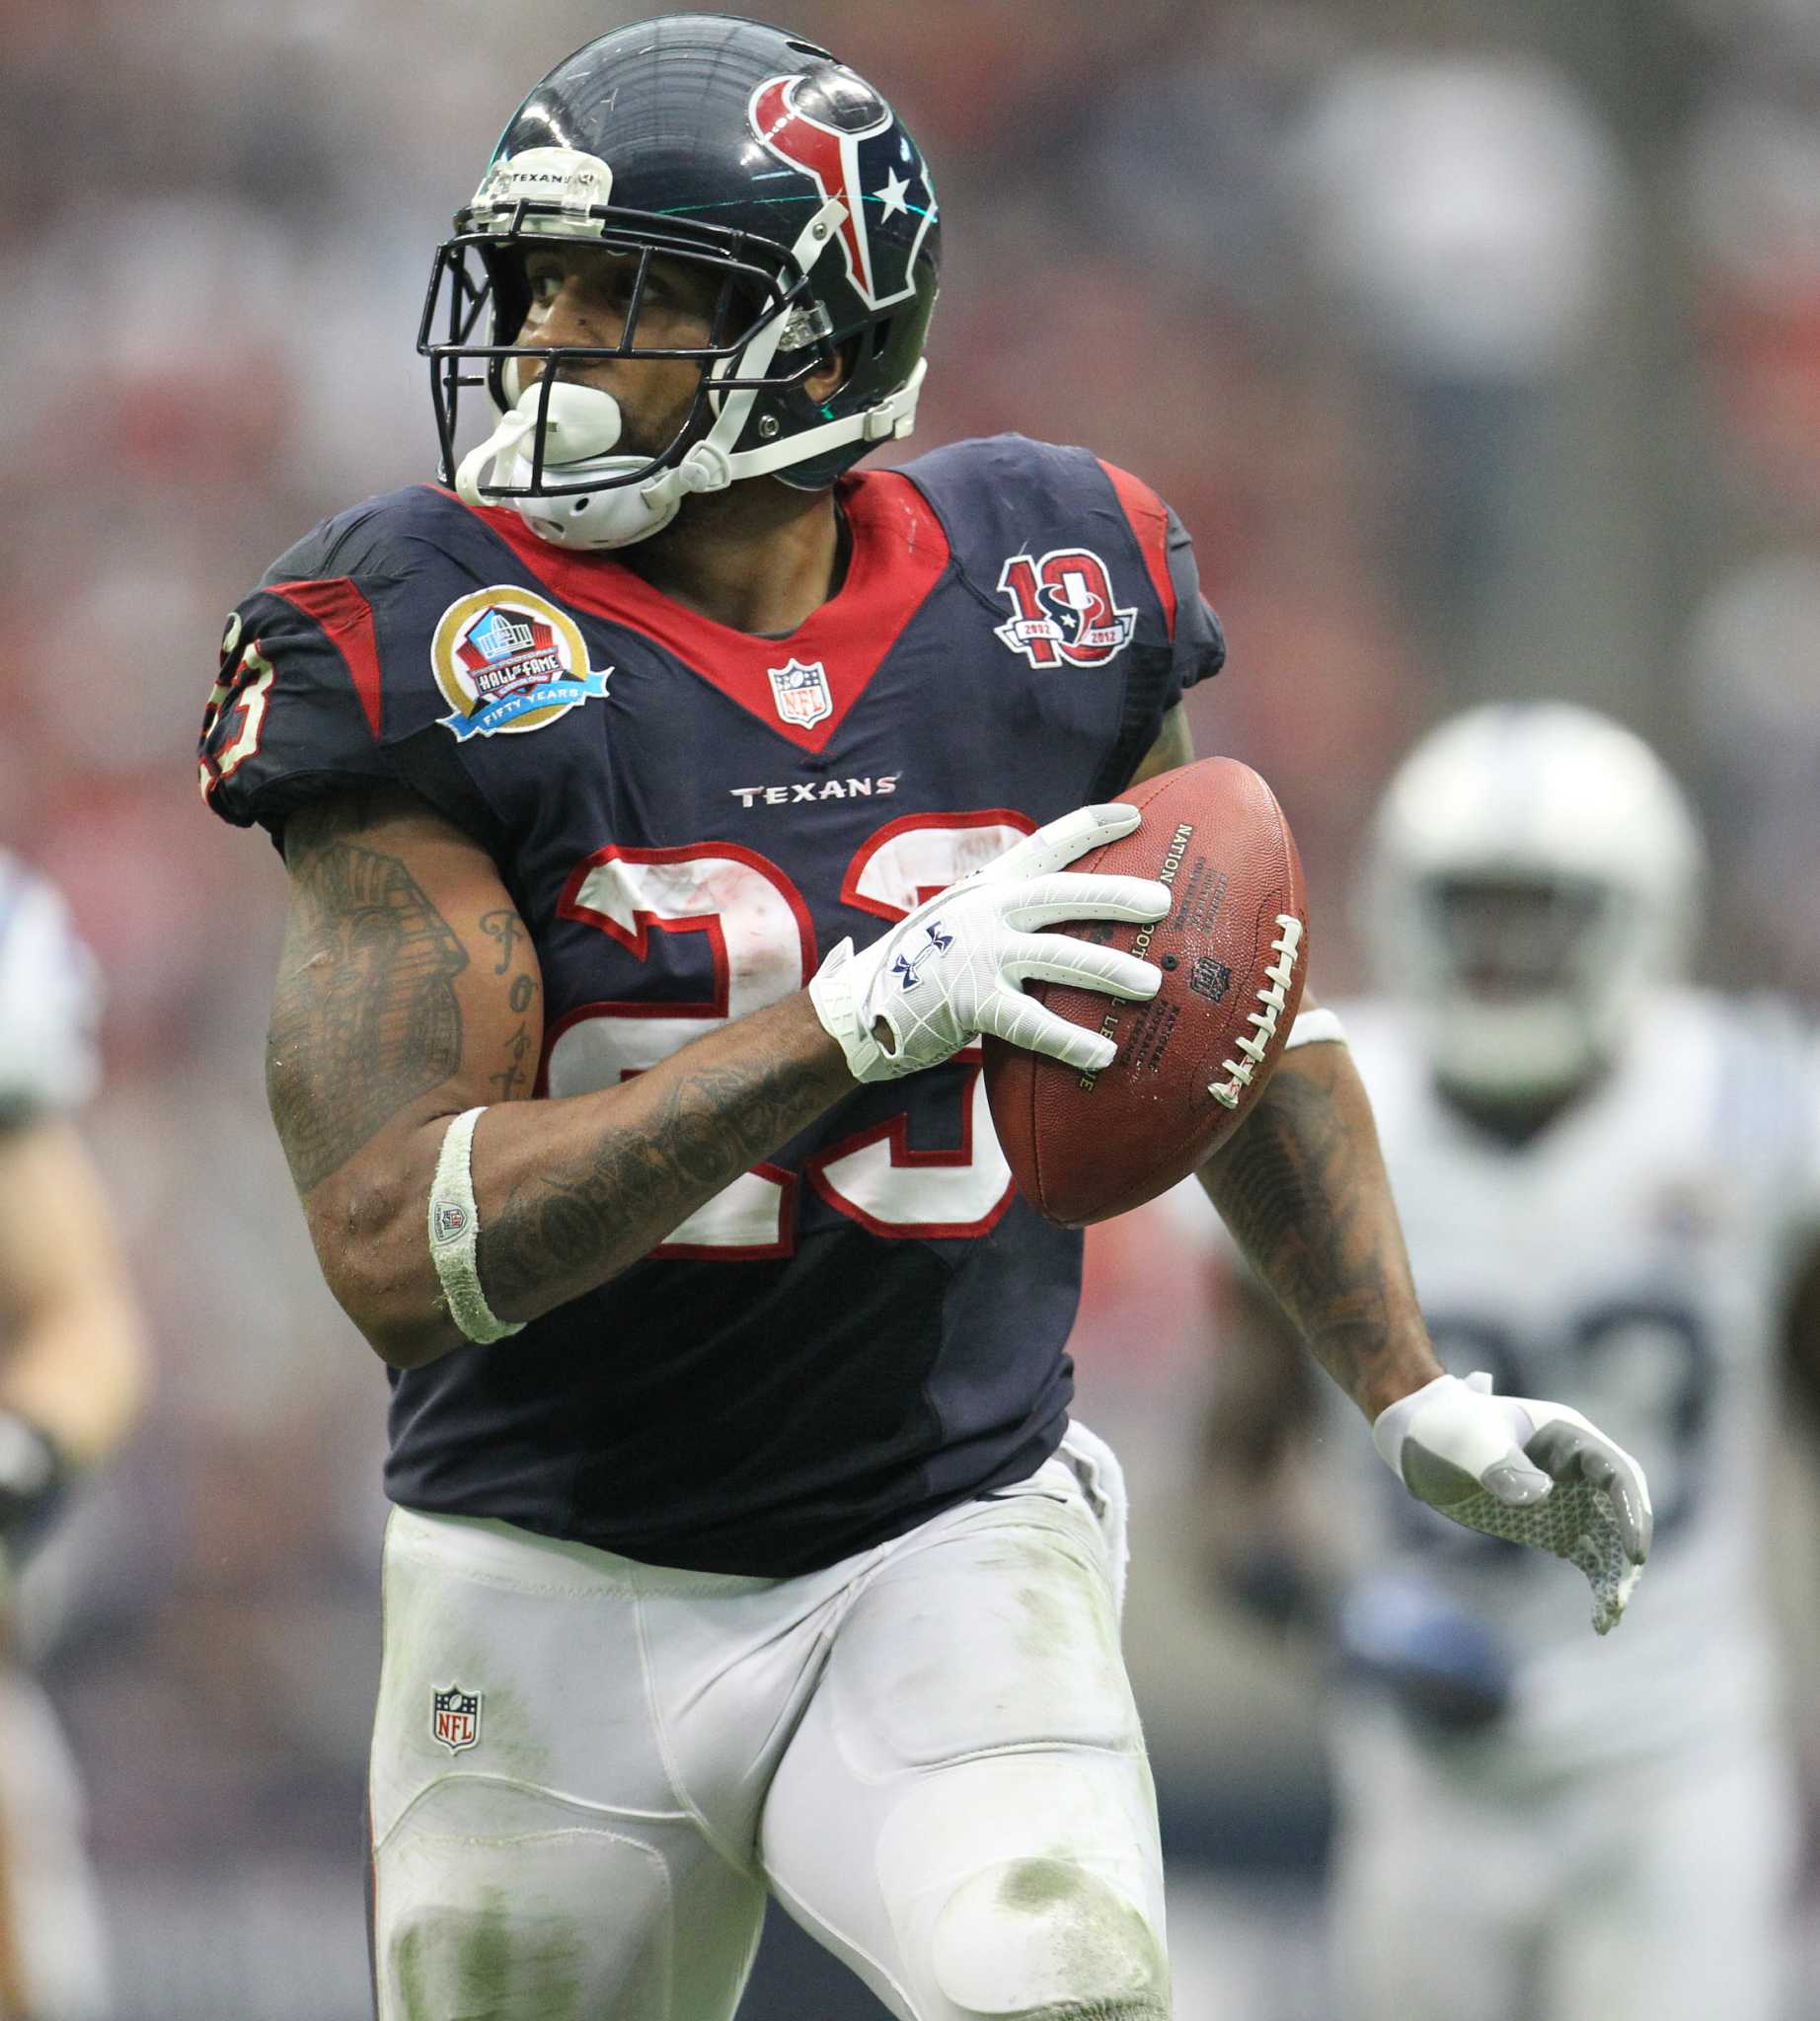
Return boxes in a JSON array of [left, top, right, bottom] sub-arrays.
[[198, 485, 547, 850], [896, 432, 1226, 712]]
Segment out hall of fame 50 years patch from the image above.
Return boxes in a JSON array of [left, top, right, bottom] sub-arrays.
[[431, 586, 608, 740]]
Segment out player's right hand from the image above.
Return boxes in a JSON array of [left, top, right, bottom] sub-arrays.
[[1371, 1371, 1652, 1636], [808, 804, 1170, 1084]]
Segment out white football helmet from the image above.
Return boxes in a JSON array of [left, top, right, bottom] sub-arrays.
[[1361, 704, 1706, 1103]]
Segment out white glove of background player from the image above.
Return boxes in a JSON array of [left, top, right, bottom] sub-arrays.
[[809, 803, 1169, 1083], [1373, 1372, 1652, 1635]]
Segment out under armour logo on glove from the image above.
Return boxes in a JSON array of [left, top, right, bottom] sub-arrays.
[[891, 922, 952, 992], [809, 803, 1170, 1084]]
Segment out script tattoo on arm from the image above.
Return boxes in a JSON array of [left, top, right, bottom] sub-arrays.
[[267, 803, 469, 1194], [480, 907, 525, 976], [1199, 1048, 1422, 1415], [482, 912, 540, 1102], [491, 1020, 534, 1101]]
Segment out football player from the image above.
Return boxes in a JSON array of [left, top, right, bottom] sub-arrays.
[[199, 20, 1652, 2019], [1201, 703, 1810, 2021], [0, 857, 148, 2020]]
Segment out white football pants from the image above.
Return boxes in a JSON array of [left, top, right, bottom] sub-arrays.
[[1329, 1714, 1797, 2021], [367, 1425, 1171, 2021]]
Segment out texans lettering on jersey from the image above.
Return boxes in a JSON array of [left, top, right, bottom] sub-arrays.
[[200, 434, 1225, 1575]]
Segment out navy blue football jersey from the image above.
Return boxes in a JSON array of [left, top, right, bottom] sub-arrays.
[[201, 434, 1224, 1574]]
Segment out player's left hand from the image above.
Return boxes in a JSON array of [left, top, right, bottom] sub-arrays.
[[1371, 1372, 1651, 1635], [808, 803, 1169, 1083]]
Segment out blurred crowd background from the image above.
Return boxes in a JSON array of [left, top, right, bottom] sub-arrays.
[[3, 0, 1819, 2014]]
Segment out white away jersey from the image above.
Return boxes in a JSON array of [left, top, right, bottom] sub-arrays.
[[0, 856, 99, 1124], [1325, 989, 1820, 1780]]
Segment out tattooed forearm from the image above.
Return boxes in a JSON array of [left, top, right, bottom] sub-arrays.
[[1198, 1046, 1433, 1415], [479, 1015, 850, 1307], [262, 781, 844, 1358], [266, 838, 468, 1193]]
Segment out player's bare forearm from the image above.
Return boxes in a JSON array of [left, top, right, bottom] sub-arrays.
[[0, 1119, 148, 1464], [267, 788, 852, 1368], [1196, 1031, 1442, 1420]]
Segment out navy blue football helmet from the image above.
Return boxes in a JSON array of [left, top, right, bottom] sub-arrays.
[[419, 14, 942, 548]]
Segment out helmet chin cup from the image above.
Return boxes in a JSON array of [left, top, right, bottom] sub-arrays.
[[457, 381, 686, 549], [518, 473, 683, 550]]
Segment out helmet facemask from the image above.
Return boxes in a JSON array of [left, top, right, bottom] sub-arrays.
[[1414, 872, 1630, 1106], [419, 154, 924, 550]]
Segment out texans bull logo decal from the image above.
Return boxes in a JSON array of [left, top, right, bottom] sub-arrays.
[[748, 71, 936, 311], [994, 549, 1138, 669]]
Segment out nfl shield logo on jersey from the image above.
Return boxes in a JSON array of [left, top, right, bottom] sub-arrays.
[[431, 1684, 483, 1755], [768, 657, 833, 728]]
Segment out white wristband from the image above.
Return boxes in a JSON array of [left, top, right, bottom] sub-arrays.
[[427, 1107, 525, 1345], [1285, 1007, 1347, 1051]]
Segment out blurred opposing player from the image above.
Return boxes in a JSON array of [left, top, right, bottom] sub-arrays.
[[199, 19, 1650, 2018], [0, 858, 148, 2021], [1203, 702, 1810, 2021]]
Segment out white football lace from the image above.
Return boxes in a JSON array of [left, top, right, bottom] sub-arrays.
[[1210, 914, 1303, 1110]]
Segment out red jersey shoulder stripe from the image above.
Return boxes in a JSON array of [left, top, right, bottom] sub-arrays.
[[265, 576, 385, 740], [1095, 460, 1176, 638]]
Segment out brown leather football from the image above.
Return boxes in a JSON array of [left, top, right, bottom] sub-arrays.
[[984, 757, 1309, 1226]]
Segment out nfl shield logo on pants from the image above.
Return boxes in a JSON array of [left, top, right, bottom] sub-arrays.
[[431, 1684, 482, 1755], [767, 657, 833, 728]]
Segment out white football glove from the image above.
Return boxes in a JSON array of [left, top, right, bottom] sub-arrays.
[[1373, 1372, 1652, 1635], [809, 803, 1170, 1083]]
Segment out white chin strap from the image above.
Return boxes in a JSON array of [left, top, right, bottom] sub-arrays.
[[454, 197, 927, 553]]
